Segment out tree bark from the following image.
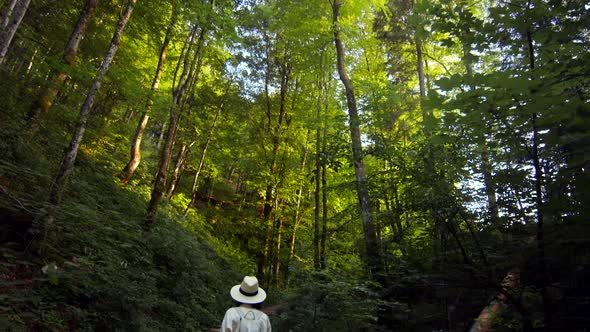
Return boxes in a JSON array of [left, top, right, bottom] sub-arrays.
[[63, 0, 98, 66], [523, 15, 549, 327], [469, 269, 524, 332], [274, 212, 283, 288], [286, 131, 310, 289], [480, 147, 499, 223], [0, 0, 30, 65], [313, 70, 323, 270], [120, 10, 175, 185], [332, 0, 382, 278], [415, 37, 429, 122], [156, 120, 166, 149], [438, 210, 473, 266], [463, 40, 500, 224], [320, 121, 328, 270], [184, 106, 222, 215], [167, 141, 192, 197], [29, 0, 98, 125], [48, 0, 136, 205], [258, 51, 291, 282], [0, 0, 18, 30], [144, 25, 206, 228], [145, 108, 179, 226], [258, 37, 274, 277]]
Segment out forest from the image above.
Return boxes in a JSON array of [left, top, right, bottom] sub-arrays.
[[0, 0, 589, 330]]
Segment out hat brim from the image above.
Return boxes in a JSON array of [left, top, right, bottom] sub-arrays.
[[230, 284, 267, 304]]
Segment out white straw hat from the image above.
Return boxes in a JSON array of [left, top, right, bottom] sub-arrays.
[[230, 276, 267, 304]]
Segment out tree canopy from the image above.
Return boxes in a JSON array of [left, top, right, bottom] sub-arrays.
[[0, 0, 589, 330]]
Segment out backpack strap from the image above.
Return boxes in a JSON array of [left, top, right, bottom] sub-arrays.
[[237, 307, 259, 332], [237, 307, 258, 320]]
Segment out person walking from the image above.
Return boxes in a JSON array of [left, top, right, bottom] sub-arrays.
[[221, 276, 272, 332]]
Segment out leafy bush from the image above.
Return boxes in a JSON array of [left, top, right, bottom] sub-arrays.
[[273, 271, 380, 331], [0, 144, 244, 331]]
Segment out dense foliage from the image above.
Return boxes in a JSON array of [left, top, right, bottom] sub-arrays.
[[1, 0, 588, 331]]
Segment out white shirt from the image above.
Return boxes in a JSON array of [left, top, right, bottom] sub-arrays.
[[221, 304, 272, 332]]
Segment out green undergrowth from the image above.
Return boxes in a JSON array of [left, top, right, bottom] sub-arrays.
[[0, 151, 244, 331], [0, 154, 385, 331], [272, 271, 381, 331], [0, 83, 383, 330]]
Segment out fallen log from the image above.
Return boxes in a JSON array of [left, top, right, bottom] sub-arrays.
[[470, 269, 522, 332]]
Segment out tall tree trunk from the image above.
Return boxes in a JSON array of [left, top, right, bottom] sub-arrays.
[[48, 0, 136, 205], [270, 61, 291, 282], [274, 213, 283, 288], [156, 120, 166, 149], [526, 26, 550, 328], [166, 141, 193, 197], [0, 0, 18, 30], [463, 40, 500, 224], [437, 210, 473, 266], [313, 69, 323, 270], [286, 131, 310, 289], [332, 0, 382, 278], [314, 54, 329, 270], [480, 147, 499, 222], [184, 106, 222, 215], [120, 10, 175, 185], [145, 108, 179, 226], [183, 143, 207, 215], [144, 25, 206, 228], [258, 53, 291, 282], [183, 82, 231, 212], [257, 34, 273, 280], [313, 135, 321, 269], [29, 0, 98, 125], [320, 121, 328, 270], [0, 0, 30, 64], [259, 183, 273, 279], [415, 37, 429, 122], [459, 210, 491, 274]]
